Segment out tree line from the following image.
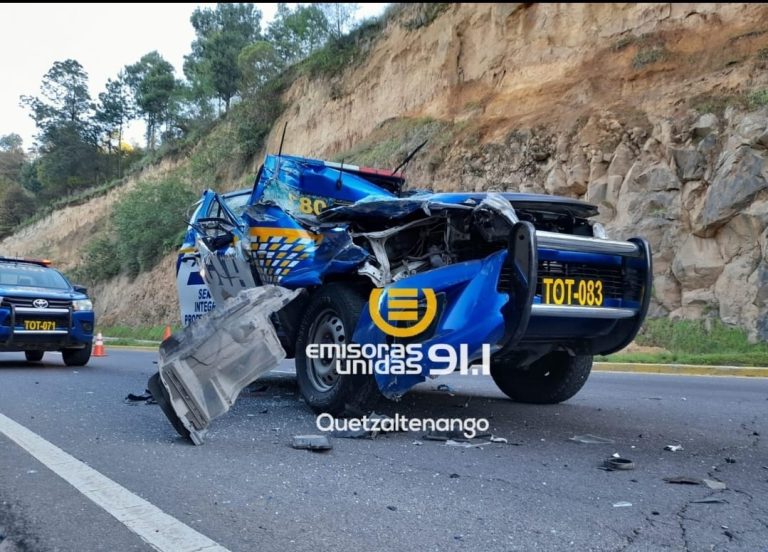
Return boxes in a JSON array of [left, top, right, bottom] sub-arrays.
[[0, 2, 358, 238]]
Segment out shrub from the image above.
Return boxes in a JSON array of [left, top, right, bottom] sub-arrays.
[[233, 77, 287, 160], [112, 176, 197, 277], [632, 46, 667, 68], [613, 36, 634, 52], [70, 236, 121, 285], [747, 90, 768, 108], [401, 3, 450, 31], [299, 15, 385, 80], [334, 117, 449, 169]]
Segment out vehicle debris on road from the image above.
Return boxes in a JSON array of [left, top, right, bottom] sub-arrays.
[[332, 428, 371, 439], [663, 476, 726, 489], [124, 391, 155, 404], [612, 501, 632, 508], [424, 429, 469, 442], [436, 384, 456, 395], [445, 439, 485, 448], [148, 286, 300, 445], [664, 444, 684, 452], [691, 498, 728, 504], [702, 478, 727, 490], [569, 434, 615, 444], [603, 457, 635, 470], [663, 476, 704, 485], [291, 435, 333, 451], [331, 412, 396, 439]]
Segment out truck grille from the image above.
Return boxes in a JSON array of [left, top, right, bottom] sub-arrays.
[[1, 297, 72, 309]]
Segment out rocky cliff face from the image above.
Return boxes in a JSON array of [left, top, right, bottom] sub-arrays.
[[599, 109, 768, 340], [263, 3, 768, 339]]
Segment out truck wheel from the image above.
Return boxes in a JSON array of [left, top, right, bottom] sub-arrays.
[[147, 372, 191, 441], [25, 351, 44, 362], [62, 346, 92, 367], [295, 283, 379, 416], [491, 352, 592, 404]]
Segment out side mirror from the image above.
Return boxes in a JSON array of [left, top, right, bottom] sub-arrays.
[[207, 231, 235, 251], [73, 285, 88, 295]]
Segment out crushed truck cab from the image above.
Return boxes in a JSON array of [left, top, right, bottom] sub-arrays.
[[168, 153, 651, 433]]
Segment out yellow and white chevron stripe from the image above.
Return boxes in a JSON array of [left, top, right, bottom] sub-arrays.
[[249, 227, 320, 283]]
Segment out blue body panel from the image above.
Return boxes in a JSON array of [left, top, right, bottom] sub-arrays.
[[354, 251, 509, 398], [250, 155, 397, 207]]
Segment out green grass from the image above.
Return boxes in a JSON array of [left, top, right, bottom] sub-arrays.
[[688, 90, 768, 114], [599, 319, 768, 366], [689, 95, 730, 114], [99, 325, 176, 341], [334, 116, 451, 169], [636, 319, 767, 354], [598, 351, 768, 367], [102, 338, 161, 348]]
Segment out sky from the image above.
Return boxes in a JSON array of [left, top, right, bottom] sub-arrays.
[[0, 3, 387, 149]]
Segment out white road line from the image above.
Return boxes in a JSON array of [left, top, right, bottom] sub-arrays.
[[0, 413, 230, 552]]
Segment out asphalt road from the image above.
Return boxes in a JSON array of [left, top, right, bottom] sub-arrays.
[[0, 349, 766, 552]]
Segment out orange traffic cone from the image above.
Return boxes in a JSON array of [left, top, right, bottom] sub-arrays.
[[162, 325, 172, 342], [93, 332, 106, 357]]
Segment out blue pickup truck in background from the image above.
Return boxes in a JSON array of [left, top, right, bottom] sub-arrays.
[[176, 154, 652, 416], [0, 257, 94, 366]]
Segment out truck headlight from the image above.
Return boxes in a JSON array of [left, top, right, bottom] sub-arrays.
[[72, 299, 93, 311]]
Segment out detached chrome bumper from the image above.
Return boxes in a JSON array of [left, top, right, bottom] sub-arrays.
[[149, 286, 299, 445]]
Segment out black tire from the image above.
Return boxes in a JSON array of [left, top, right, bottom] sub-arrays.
[[25, 350, 44, 362], [62, 345, 92, 367], [295, 283, 379, 416], [491, 352, 592, 404], [147, 372, 192, 442]]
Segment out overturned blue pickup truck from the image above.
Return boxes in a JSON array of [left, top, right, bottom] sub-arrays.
[[174, 153, 651, 412]]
